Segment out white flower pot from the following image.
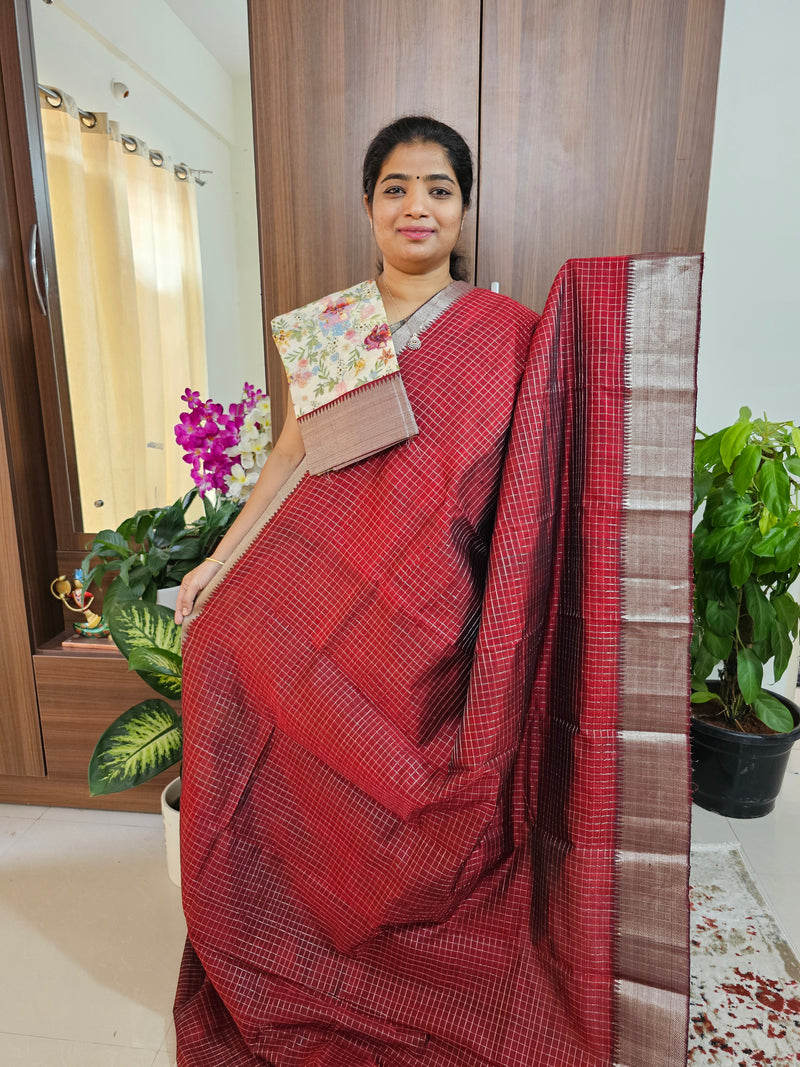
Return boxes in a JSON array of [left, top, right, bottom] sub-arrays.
[[156, 586, 181, 611], [160, 776, 181, 888]]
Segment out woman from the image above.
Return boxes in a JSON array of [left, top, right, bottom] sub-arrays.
[[173, 117, 698, 1066]]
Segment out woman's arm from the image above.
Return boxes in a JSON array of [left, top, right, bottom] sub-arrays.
[[174, 404, 305, 622]]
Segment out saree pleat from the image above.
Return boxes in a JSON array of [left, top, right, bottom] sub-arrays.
[[175, 256, 701, 1066]]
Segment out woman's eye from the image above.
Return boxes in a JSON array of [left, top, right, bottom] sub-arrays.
[[383, 186, 405, 195], [431, 187, 453, 197]]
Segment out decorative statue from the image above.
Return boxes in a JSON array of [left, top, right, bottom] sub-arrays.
[[49, 569, 109, 637]]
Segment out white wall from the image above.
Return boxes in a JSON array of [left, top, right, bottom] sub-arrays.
[[30, 0, 265, 407], [697, 0, 800, 434], [698, 0, 800, 695]]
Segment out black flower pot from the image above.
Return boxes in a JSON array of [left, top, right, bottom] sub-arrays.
[[691, 689, 800, 818]]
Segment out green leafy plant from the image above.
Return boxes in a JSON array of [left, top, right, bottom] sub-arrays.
[[81, 489, 240, 614], [691, 408, 800, 733], [88, 600, 183, 795]]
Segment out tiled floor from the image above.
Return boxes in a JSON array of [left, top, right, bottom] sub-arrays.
[[1, 740, 799, 1066]]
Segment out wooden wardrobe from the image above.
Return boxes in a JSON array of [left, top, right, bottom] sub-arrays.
[[0, 0, 724, 811]]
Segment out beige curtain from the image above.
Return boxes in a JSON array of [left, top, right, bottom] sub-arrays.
[[39, 89, 207, 530]]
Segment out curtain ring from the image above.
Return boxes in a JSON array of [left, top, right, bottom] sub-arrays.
[[41, 86, 63, 109], [79, 110, 98, 129], [149, 151, 164, 168]]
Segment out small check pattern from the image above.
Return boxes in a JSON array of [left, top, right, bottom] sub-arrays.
[[175, 263, 695, 1066]]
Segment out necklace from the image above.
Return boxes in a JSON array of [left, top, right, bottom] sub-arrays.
[[378, 274, 450, 351]]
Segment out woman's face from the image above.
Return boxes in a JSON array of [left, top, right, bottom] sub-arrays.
[[365, 141, 465, 277]]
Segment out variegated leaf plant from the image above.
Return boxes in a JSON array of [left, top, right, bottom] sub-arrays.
[[88, 599, 183, 795]]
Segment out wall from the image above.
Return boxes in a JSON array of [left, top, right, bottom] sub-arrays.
[[697, 0, 799, 433], [29, 0, 264, 408], [698, 0, 800, 694]]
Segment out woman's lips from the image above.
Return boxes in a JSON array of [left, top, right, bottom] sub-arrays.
[[398, 228, 434, 240]]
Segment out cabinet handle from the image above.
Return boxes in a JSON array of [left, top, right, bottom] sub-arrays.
[[28, 222, 48, 316], [490, 281, 500, 293]]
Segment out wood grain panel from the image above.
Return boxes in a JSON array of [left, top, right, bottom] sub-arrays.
[[0, 770, 172, 813], [0, 0, 84, 553], [249, 0, 482, 432], [0, 410, 45, 776], [478, 0, 725, 313], [34, 652, 181, 783], [0, 2, 63, 652]]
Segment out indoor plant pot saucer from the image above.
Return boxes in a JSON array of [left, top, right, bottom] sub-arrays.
[[691, 689, 800, 818]]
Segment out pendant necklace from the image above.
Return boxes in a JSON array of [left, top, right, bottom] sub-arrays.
[[378, 274, 444, 351]]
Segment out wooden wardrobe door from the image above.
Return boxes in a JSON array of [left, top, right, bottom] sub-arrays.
[[248, 0, 482, 431], [478, 0, 725, 313]]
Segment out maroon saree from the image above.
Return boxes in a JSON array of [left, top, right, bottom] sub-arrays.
[[175, 256, 701, 1067]]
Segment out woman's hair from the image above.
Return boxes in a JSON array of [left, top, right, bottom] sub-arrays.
[[362, 116, 474, 280]]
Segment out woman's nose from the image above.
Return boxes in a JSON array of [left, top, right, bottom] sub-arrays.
[[405, 182, 428, 216]]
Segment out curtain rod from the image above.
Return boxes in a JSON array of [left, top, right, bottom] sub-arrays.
[[38, 84, 209, 186]]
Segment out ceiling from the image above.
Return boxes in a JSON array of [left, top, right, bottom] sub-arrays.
[[161, 0, 250, 79]]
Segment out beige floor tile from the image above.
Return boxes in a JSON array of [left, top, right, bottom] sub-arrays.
[[0, 816, 40, 861], [0, 804, 48, 820], [690, 803, 737, 846], [40, 807, 163, 830], [0, 1032, 159, 1066], [727, 743, 800, 954], [160, 1022, 176, 1057], [0, 817, 185, 1049]]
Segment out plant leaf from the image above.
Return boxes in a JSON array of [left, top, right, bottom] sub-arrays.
[[751, 691, 795, 733], [88, 699, 182, 795], [101, 578, 140, 616], [732, 443, 761, 494], [720, 419, 753, 470], [710, 498, 752, 529], [743, 582, 777, 642], [757, 458, 790, 519], [775, 527, 800, 572], [706, 598, 738, 636], [729, 550, 753, 587], [770, 625, 794, 681], [690, 690, 720, 704], [750, 526, 786, 556], [693, 468, 715, 511], [736, 648, 763, 704], [127, 647, 182, 699], [702, 630, 732, 661], [695, 429, 724, 471], [773, 592, 800, 634], [106, 600, 182, 698], [785, 456, 800, 477]]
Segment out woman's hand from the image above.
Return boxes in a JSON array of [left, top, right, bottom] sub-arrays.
[[174, 558, 224, 624]]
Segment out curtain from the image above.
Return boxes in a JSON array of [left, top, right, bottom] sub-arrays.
[[39, 89, 207, 529]]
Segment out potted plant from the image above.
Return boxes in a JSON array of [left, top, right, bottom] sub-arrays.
[[82, 384, 272, 884], [88, 598, 184, 884], [81, 382, 271, 613], [691, 407, 800, 817], [81, 489, 240, 614]]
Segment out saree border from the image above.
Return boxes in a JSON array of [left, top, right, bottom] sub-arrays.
[[614, 254, 702, 1065]]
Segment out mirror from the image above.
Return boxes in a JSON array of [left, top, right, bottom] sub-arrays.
[[28, 0, 264, 531]]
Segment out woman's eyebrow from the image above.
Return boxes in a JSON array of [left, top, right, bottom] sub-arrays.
[[379, 173, 456, 184]]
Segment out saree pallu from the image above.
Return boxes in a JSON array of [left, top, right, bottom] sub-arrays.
[[175, 256, 701, 1067]]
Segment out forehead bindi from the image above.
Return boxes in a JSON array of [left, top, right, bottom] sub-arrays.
[[378, 143, 455, 184]]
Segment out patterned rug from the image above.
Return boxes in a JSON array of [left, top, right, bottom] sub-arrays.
[[690, 845, 800, 1064]]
